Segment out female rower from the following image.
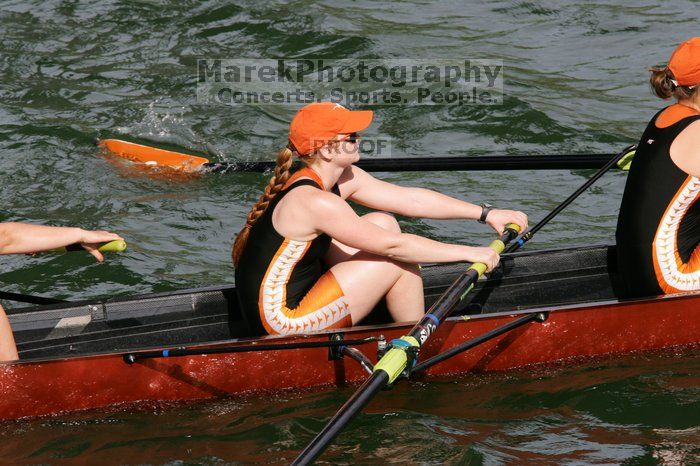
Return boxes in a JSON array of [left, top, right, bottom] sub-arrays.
[[233, 102, 528, 336], [0, 223, 123, 361], [616, 37, 700, 297]]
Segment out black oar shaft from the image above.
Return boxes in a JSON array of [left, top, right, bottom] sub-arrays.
[[0, 291, 65, 305], [504, 145, 636, 254], [203, 153, 619, 173], [293, 226, 520, 465], [293, 371, 389, 466]]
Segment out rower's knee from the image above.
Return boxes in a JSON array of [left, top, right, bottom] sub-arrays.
[[399, 261, 421, 279], [384, 256, 421, 280], [362, 212, 401, 233]]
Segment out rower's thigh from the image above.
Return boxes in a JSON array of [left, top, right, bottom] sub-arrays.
[[330, 252, 419, 324], [325, 211, 401, 266]]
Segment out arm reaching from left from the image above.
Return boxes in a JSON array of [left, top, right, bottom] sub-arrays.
[[0, 223, 123, 262], [0, 222, 124, 362]]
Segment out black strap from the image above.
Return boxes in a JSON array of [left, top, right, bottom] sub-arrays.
[[0, 290, 65, 305], [478, 204, 493, 223]]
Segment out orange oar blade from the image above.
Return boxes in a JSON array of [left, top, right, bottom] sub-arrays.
[[98, 139, 210, 172]]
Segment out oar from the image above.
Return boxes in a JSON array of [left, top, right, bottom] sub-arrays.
[[98, 138, 634, 173], [408, 145, 637, 373], [292, 223, 521, 465], [504, 144, 636, 253]]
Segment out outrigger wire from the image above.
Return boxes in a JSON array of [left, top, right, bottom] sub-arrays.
[[412, 312, 548, 373], [122, 335, 382, 364]]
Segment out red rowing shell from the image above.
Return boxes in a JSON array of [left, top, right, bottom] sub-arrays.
[[1, 294, 699, 420]]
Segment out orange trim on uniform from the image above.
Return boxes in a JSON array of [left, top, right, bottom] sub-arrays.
[[287, 270, 350, 322], [682, 244, 700, 275], [283, 167, 325, 191], [656, 104, 700, 129], [652, 178, 687, 292]]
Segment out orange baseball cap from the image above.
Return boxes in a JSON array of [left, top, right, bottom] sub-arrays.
[[288, 102, 373, 155], [668, 37, 700, 86]]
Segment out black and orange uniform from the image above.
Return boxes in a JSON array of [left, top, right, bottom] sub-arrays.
[[235, 168, 352, 335], [616, 104, 700, 297]]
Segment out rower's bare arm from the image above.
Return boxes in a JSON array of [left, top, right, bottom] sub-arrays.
[[0, 223, 122, 262], [670, 120, 700, 177], [344, 166, 482, 219], [310, 193, 499, 268], [343, 166, 527, 233]]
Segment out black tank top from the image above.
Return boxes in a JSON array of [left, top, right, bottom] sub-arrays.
[[235, 171, 339, 334], [616, 105, 700, 297]]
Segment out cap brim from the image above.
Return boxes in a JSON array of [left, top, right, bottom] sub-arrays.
[[340, 110, 373, 133]]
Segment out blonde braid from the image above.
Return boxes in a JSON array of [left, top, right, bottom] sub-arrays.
[[232, 147, 294, 267]]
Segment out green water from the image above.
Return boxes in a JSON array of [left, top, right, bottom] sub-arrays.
[[0, 0, 698, 464]]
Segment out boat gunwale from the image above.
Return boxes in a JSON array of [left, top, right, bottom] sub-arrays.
[[7, 284, 700, 367], [7, 243, 617, 316]]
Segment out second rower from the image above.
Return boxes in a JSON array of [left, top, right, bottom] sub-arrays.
[[233, 102, 528, 336]]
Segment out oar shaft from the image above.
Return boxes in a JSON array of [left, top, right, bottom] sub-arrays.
[[292, 371, 389, 466], [504, 145, 635, 254], [358, 154, 615, 171], [401, 228, 519, 349], [204, 154, 620, 173], [0, 291, 65, 305], [293, 225, 520, 464]]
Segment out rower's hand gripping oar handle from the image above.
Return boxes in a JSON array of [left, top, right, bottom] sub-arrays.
[[292, 224, 522, 465], [50, 239, 127, 254], [373, 223, 521, 385], [466, 222, 521, 276]]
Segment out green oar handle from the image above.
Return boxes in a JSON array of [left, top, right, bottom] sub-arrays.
[[616, 148, 635, 171], [374, 223, 521, 385], [466, 222, 521, 276], [51, 239, 127, 253], [293, 223, 522, 465]]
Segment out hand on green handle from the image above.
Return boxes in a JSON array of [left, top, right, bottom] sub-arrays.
[[51, 239, 127, 262]]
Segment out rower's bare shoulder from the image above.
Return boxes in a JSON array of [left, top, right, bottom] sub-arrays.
[[673, 119, 700, 152], [337, 165, 373, 196], [283, 185, 343, 208]]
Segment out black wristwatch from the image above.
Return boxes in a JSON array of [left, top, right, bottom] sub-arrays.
[[478, 203, 493, 224]]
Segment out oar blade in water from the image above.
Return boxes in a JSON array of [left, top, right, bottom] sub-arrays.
[[98, 139, 210, 173]]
